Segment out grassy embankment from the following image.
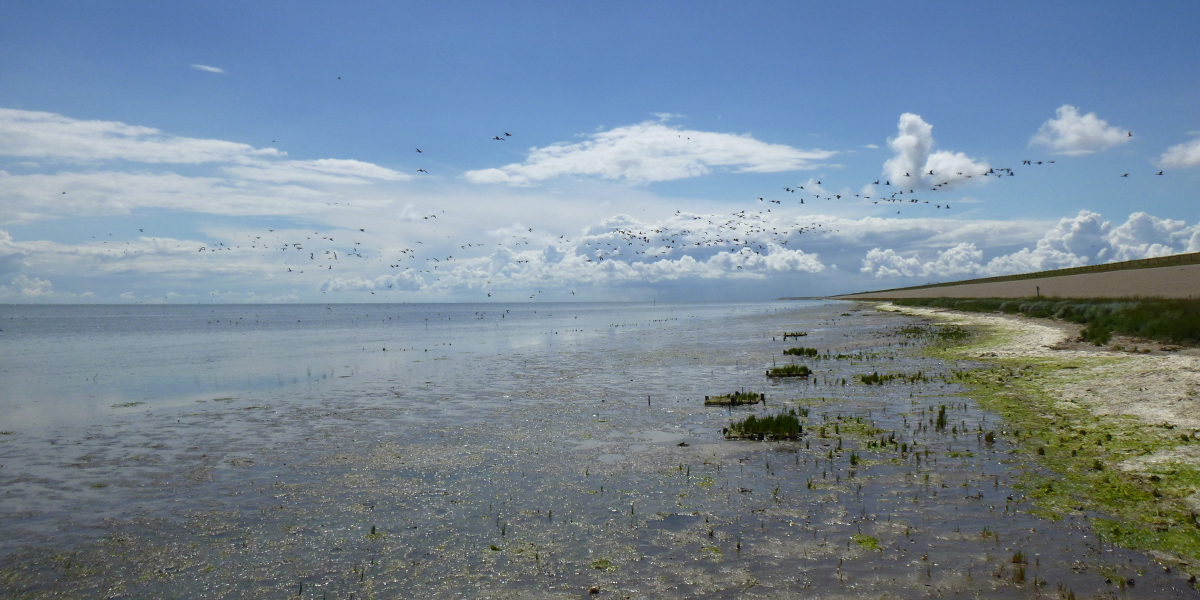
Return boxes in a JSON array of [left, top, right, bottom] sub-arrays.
[[895, 300, 1200, 572]]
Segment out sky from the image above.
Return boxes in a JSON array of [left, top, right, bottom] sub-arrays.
[[1, 1, 1199, 303]]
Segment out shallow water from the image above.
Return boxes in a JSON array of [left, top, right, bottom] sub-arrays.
[[0, 301, 1195, 598]]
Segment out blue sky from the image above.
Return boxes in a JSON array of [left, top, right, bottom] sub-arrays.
[[1, 1, 1199, 302]]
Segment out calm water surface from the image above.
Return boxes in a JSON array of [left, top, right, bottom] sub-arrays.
[[0, 301, 1194, 598]]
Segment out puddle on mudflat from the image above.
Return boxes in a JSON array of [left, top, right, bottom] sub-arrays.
[[1, 302, 1195, 598]]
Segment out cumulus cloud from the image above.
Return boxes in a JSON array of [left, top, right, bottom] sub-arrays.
[[464, 121, 836, 185], [1030, 105, 1129, 155], [861, 210, 1200, 279], [882, 113, 989, 191], [10, 274, 51, 296], [191, 64, 226, 74], [861, 242, 984, 278], [1160, 136, 1200, 168]]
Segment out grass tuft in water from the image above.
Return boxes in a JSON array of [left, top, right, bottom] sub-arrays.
[[704, 391, 762, 406], [766, 364, 811, 378], [725, 410, 802, 441]]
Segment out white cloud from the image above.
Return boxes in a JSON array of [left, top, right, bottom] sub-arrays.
[[863, 144, 880, 149], [0, 109, 407, 220], [1107, 212, 1193, 261], [1160, 136, 1200, 168], [883, 113, 989, 191], [464, 121, 836, 185], [1030, 105, 1129, 155], [861, 242, 984, 278], [0, 108, 281, 164], [861, 210, 1200, 279], [9, 274, 51, 297], [222, 158, 409, 184], [191, 64, 226, 74], [0, 171, 338, 220]]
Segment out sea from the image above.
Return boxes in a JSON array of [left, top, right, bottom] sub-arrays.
[[0, 301, 1192, 598]]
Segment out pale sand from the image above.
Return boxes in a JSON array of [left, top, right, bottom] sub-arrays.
[[880, 304, 1200, 474]]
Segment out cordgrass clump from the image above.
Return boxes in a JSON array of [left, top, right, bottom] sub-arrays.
[[766, 364, 811, 378], [783, 347, 819, 358], [705, 391, 763, 406], [724, 410, 802, 441], [895, 297, 1200, 346], [857, 371, 928, 385]]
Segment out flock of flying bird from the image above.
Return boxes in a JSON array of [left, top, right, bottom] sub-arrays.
[[85, 124, 1173, 297]]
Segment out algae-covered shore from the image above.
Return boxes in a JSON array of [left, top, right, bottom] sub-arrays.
[[882, 302, 1200, 574]]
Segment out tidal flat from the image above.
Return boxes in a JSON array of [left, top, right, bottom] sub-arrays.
[[1, 301, 1196, 598]]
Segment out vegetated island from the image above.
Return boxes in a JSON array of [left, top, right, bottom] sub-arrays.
[[766, 364, 811, 378], [876, 297, 1200, 573], [723, 409, 802, 441], [704, 391, 763, 406]]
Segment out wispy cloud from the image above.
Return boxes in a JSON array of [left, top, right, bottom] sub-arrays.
[[0, 108, 280, 164], [465, 121, 836, 185], [191, 64, 226, 74], [0, 109, 407, 221], [1030, 105, 1129, 155]]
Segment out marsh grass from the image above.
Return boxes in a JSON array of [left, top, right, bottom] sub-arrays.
[[704, 391, 762, 406], [857, 371, 929, 385], [766, 364, 811, 378], [896, 297, 1200, 346], [725, 410, 802, 440], [783, 347, 819, 358]]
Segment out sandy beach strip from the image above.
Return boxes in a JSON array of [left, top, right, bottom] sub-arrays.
[[878, 301, 1200, 567]]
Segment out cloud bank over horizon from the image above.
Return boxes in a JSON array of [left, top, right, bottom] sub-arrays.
[[1, 107, 1198, 303]]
